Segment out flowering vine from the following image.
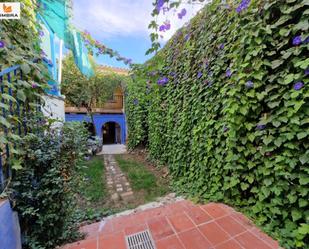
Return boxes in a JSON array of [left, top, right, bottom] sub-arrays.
[[81, 31, 133, 66], [147, 0, 254, 55]]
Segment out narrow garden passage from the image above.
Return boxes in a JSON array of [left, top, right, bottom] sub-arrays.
[[61, 200, 281, 249], [104, 155, 134, 203]]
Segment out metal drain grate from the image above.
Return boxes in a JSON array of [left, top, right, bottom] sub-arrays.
[[125, 230, 156, 249]]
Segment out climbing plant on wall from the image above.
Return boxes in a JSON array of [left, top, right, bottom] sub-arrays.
[[0, 0, 48, 187], [126, 0, 309, 248]]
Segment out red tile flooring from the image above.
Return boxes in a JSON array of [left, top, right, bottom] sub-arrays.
[[61, 201, 281, 249]]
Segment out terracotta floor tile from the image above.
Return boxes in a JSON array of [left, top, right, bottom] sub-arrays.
[[61, 202, 281, 249], [112, 215, 133, 231], [185, 206, 212, 225], [201, 203, 229, 219], [156, 235, 185, 249], [144, 206, 167, 218], [148, 216, 175, 240], [178, 228, 212, 249], [98, 232, 126, 249], [99, 220, 114, 236], [215, 239, 243, 249], [124, 223, 147, 235], [198, 221, 230, 246], [231, 212, 254, 230], [251, 227, 280, 249], [67, 238, 97, 249], [235, 231, 272, 249], [216, 215, 247, 237], [80, 223, 101, 238], [132, 211, 148, 224], [167, 212, 195, 233], [181, 200, 196, 209], [166, 202, 187, 214]]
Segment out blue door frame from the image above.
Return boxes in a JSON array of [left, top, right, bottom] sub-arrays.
[[65, 113, 126, 144]]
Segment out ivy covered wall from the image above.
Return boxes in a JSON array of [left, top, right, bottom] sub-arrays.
[[126, 0, 309, 248]]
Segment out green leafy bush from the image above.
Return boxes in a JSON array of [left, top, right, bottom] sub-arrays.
[[126, 0, 309, 248], [11, 120, 89, 249]]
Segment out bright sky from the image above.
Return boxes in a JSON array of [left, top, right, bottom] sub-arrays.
[[73, 0, 206, 68]]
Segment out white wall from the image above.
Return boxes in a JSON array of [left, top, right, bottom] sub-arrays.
[[42, 95, 65, 122]]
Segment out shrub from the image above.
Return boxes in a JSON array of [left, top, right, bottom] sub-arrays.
[[11, 120, 88, 249], [126, 0, 309, 248]]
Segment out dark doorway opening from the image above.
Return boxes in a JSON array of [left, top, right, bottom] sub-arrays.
[[102, 122, 121, 144]]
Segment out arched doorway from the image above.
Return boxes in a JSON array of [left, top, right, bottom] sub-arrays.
[[102, 122, 121, 144]]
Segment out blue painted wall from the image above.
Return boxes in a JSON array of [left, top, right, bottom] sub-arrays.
[[65, 113, 126, 144], [0, 200, 21, 249]]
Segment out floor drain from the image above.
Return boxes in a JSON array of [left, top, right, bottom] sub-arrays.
[[125, 230, 156, 249]]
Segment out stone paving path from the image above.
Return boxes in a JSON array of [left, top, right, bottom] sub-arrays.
[[104, 155, 133, 203], [61, 199, 282, 249]]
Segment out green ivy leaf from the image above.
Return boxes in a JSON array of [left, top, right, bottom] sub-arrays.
[[299, 154, 309, 165], [0, 116, 11, 128], [298, 199, 308, 208], [17, 90, 26, 102], [291, 209, 302, 221], [299, 177, 309, 185], [297, 132, 307, 140], [21, 63, 31, 75]]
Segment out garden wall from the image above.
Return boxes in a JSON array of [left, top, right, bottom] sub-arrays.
[[126, 0, 308, 248], [0, 200, 21, 249]]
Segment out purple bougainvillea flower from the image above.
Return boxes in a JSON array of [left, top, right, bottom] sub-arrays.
[[181, 8, 187, 16], [245, 81, 254, 88], [38, 30, 44, 37], [223, 126, 229, 132], [0, 40, 5, 48], [156, 0, 164, 12], [159, 22, 171, 32], [292, 35, 302, 46], [256, 124, 266, 130], [236, 0, 251, 13], [177, 8, 187, 19], [32, 83, 38, 88], [165, 22, 171, 30], [157, 76, 169, 86], [197, 71, 203, 79], [293, 81, 304, 90], [305, 68, 309, 76], [226, 68, 232, 77], [219, 43, 225, 49], [159, 24, 166, 32]]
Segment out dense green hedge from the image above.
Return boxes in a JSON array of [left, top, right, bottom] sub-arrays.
[[126, 0, 309, 248]]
